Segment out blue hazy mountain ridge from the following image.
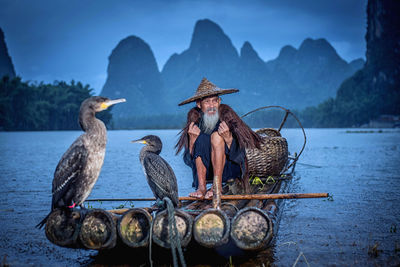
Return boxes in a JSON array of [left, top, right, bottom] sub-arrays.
[[161, 19, 240, 113], [265, 38, 364, 108], [0, 28, 16, 79], [161, 19, 365, 112], [100, 36, 165, 118], [101, 19, 364, 121]]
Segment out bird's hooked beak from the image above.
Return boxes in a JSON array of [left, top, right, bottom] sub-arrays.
[[100, 98, 126, 110], [131, 139, 147, 145]]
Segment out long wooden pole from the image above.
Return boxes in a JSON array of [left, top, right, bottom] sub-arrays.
[[219, 192, 328, 200], [87, 192, 328, 203]]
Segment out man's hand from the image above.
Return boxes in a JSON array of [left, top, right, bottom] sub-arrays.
[[218, 121, 233, 148], [188, 122, 200, 154]]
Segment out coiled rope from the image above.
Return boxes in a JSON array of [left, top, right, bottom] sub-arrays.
[[148, 198, 186, 267], [164, 197, 186, 267], [149, 215, 154, 267]]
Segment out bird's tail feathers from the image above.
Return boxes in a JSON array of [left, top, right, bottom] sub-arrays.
[[36, 212, 51, 229]]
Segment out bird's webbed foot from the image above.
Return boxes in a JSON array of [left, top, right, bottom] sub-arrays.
[[67, 202, 77, 209], [67, 202, 86, 212]]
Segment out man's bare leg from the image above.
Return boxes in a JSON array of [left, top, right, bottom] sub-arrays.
[[189, 157, 207, 198], [205, 132, 226, 199]]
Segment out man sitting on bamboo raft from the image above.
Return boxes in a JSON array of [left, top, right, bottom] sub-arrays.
[[176, 78, 261, 199]]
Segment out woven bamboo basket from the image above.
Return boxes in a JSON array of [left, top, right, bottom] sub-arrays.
[[245, 128, 288, 177]]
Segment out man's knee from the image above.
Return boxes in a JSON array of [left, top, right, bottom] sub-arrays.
[[211, 132, 224, 148], [195, 156, 205, 167]]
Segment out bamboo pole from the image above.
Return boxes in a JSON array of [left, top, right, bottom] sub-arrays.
[[45, 208, 83, 248], [152, 209, 193, 248], [193, 209, 230, 248], [117, 208, 153, 248], [88, 192, 328, 203], [79, 209, 117, 250], [231, 207, 273, 250], [218, 192, 328, 200]]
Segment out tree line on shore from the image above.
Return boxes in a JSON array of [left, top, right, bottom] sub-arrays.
[[0, 76, 112, 131], [0, 75, 393, 131]]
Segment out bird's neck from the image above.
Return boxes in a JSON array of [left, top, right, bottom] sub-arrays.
[[143, 146, 161, 155], [79, 110, 107, 144], [139, 146, 160, 163]]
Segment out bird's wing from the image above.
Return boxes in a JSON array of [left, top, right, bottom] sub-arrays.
[[164, 160, 179, 205], [143, 153, 178, 203], [52, 138, 88, 208]]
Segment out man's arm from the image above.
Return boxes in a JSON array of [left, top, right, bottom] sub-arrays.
[[188, 122, 200, 154], [217, 121, 233, 149]]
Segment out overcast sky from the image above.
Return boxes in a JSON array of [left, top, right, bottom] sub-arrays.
[[1, 0, 368, 95]]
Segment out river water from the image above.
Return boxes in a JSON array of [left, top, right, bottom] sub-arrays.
[[0, 129, 399, 266]]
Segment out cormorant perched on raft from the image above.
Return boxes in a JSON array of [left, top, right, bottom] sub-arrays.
[[36, 96, 126, 229], [132, 135, 179, 207]]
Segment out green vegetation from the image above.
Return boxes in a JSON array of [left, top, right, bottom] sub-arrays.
[[112, 201, 135, 209], [298, 68, 399, 128], [299, 70, 375, 128], [0, 76, 112, 131]]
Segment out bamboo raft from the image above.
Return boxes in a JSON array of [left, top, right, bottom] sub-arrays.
[[45, 174, 327, 251], [42, 106, 327, 264]]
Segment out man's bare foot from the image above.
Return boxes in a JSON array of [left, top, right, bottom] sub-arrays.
[[189, 189, 206, 198], [205, 187, 213, 199]]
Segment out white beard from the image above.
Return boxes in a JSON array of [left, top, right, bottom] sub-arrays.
[[202, 108, 219, 134]]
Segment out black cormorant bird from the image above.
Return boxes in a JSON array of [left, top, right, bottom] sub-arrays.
[[36, 96, 126, 229], [132, 135, 179, 207]]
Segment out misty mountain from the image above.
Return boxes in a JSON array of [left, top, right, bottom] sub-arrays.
[[162, 19, 364, 113], [265, 38, 365, 108], [100, 35, 164, 118], [0, 28, 16, 79], [161, 19, 240, 112], [349, 58, 365, 73], [101, 19, 365, 124]]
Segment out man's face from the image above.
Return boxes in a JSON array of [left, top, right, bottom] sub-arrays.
[[197, 96, 221, 116]]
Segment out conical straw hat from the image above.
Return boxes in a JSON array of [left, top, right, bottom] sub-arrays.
[[178, 78, 239, 106]]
